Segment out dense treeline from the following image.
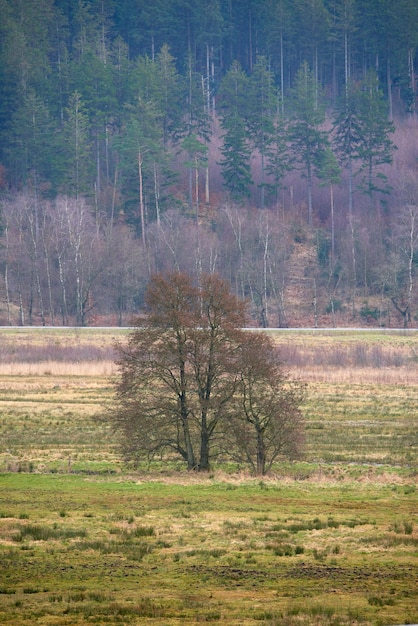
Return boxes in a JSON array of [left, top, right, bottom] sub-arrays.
[[0, 0, 417, 326]]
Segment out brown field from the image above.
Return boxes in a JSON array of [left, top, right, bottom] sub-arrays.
[[0, 328, 417, 625]]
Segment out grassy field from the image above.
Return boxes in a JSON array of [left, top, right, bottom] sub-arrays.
[[0, 327, 417, 625]]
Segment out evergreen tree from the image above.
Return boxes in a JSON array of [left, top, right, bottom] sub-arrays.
[[182, 133, 208, 212], [395, 0, 418, 113], [317, 146, 341, 270], [116, 99, 163, 243], [355, 0, 398, 117], [61, 91, 93, 199], [4, 92, 58, 193], [264, 103, 292, 210], [70, 51, 118, 196], [219, 111, 253, 202], [218, 60, 253, 202], [332, 0, 357, 98], [190, 0, 224, 89], [355, 70, 396, 198], [334, 72, 396, 204], [154, 45, 184, 145], [332, 81, 363, 310], [247, 56, 276, 208], [293, 0, 331, 83], [182, 51, 212, 205], [332, 81, 363, 216], [289, 61, 329, 225], [0, 0, 65, 189]]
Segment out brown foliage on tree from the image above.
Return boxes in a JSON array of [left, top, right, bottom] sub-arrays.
[[111, 272, 304, 473], [223, 332, 305, 475]]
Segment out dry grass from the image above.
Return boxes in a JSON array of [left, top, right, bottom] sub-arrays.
[[0, 360, 116, 376], [1, 327, 417, 383], [289, 365, 417, 384], [0, 473, 416, 626], [0, 328, 417, 624], [272, 329, 418, 384], [0, 328, 416, 472]]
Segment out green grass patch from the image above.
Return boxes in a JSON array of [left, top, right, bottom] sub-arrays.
[[0, 473, 417, 625]]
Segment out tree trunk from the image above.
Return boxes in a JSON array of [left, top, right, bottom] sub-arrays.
[[256, 428, 266, 476], [407, 207, 416, 324], [387, 55, 393, 120], [57, 253, 69, 325], [408, 48, 416, 113], [138, 149, 146, 247], [3, 222, 12, 325], [330, 182, 335, 266], [199, 416, 210, 471], [262, 219, 269, 327], [347, 156, 357, 315], [41, 222, 54, 326], [205, 164, 210, 204], [178, 339, 195, 469], [153, 161, 160, 225], [307, 161, 313, 227], [181, 404, 195, 470]]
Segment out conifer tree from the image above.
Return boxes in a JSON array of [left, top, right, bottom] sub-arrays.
[[116, 98, 163, 244], [247, 56, 276, 208], [289, 61, 329, 225], [62, 91, 93, 199], [317, 146, 341, 269], [264, 104, 292, 210], [219, 112, 253, 202], [355, 70, 396, 199], [218, 61, 253, 202], [333, 81, 363, 217]]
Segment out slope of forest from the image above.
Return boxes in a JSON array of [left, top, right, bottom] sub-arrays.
[[0, 0, 417, 327]]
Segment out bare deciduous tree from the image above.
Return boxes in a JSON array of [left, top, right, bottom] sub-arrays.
[[223, 332, 305, 475], [110, 272, 305, 473]]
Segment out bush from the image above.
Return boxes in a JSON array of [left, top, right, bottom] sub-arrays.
[[360, 303, 380, 321]]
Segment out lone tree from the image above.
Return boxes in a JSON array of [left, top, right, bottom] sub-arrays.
[[111, 272, 305, 473]]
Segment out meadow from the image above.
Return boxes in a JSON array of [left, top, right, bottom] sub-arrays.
[[0, 327, 417, 625]]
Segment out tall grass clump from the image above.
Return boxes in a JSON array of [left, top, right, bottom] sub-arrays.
[[13, 524, 87, 542]]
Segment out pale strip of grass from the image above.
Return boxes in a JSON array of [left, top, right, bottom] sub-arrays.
[[289, 365, 418, 385], [1, 361, 415, 383], [0, 360, 117, 376]]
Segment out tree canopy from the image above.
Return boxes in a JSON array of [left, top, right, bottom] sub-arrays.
[[111, 272, 305, 473]]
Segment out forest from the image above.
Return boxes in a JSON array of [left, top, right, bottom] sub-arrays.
[[0, 0, 418, 327]]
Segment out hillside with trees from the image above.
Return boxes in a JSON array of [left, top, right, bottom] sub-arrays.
[[0, 0, 417, 327]]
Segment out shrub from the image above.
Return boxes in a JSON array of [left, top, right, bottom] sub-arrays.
[[360, 303, 380, 321]]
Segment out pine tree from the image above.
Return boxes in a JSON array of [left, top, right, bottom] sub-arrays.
[[218, 60, 253, 202], [62, 91, 93, 199], [355, 70, 396, 198], [247, 56, 276, 208], [116, 98, 163, 244], [317, 146, 341, 270], [293, 0, 331, 84], [289, 61, 329, 225], [219, 112, 253, 202], [264, 105, 292, 210], [332, 81, 363, 216]]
